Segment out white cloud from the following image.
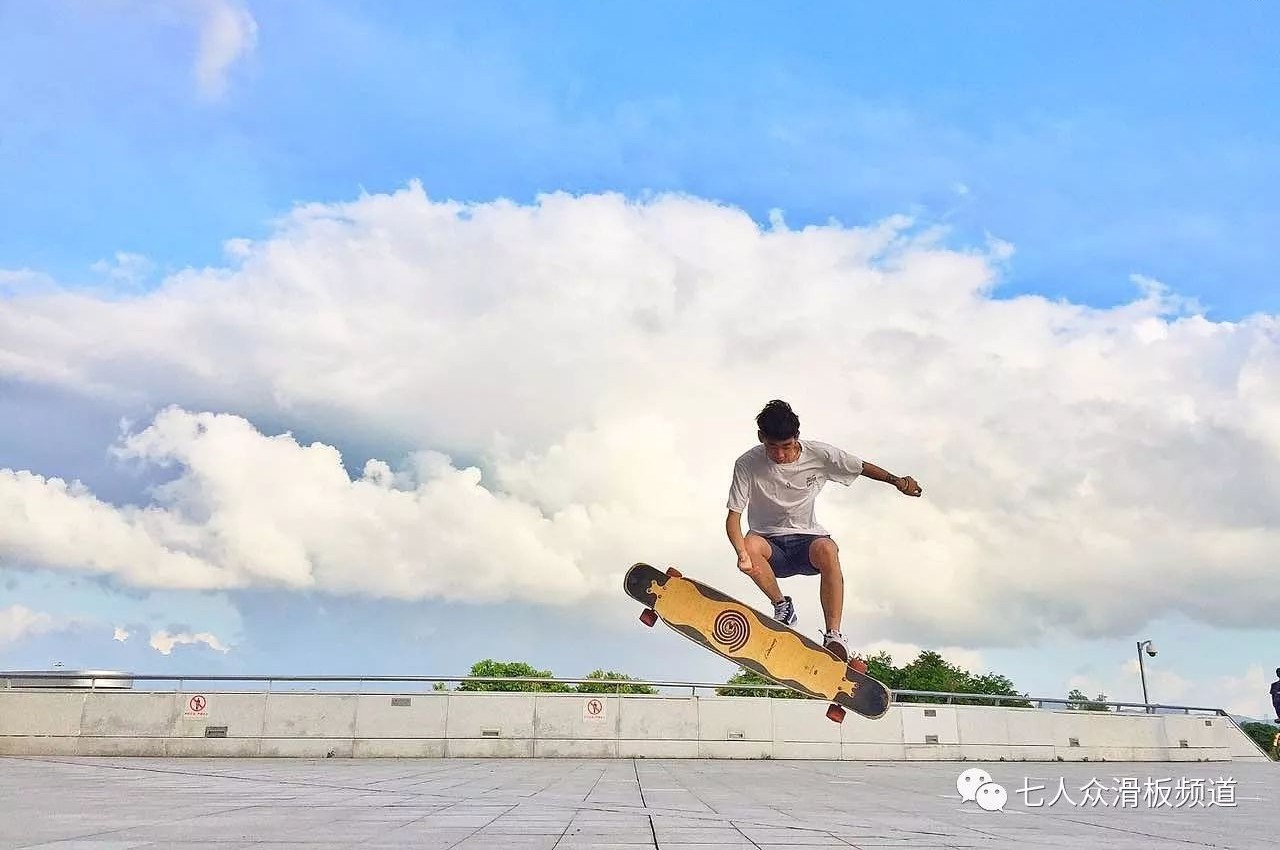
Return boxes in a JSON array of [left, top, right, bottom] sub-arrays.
[[149, 628, 230, 655], [0, 185, 1278, 649], [91, 252, 156, 289], [1070, 661, 1272, 719], [0, 605, 59, 647], [193, 0, 257, 100], [0, 268, 58, 295], [113, 626, 131, 642], [1214, 665, 1276, 720], [0, 407, 591, 602]]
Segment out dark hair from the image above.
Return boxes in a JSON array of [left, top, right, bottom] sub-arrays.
[[756, 399, 800, 441]]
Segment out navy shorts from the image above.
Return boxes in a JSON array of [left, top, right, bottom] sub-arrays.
[[757, 533, 830, 578]]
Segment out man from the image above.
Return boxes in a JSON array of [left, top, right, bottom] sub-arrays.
[[1271, 668, 1280, 724], [725, 399, 922, 665]]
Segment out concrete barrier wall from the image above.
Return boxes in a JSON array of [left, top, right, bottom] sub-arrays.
[[0, 689, 1269, 761]]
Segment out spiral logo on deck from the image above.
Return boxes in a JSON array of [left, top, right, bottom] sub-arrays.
[[713, 610, 750, 652]]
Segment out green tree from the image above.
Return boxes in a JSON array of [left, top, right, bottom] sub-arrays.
[[864, 650, 898, 687], [456, 659, 572, 692], [1066, 688, 1111, 712], [575, 669, 657, 695], [896, 650, 968, 696], [967, 672, 1033, 708], [890, 650, 1033, 707], [716, 667, 805, 698], [1240, 721, 1279, 760]]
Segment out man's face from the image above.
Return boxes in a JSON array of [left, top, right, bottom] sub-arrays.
[[761, 435, 800, 464]]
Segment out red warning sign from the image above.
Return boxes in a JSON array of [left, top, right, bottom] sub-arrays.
[[185, 694, 208, 717], [583, 698, 606, 721]]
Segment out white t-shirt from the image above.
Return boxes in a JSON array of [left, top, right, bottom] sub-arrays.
[[725, 440, 864, 536]]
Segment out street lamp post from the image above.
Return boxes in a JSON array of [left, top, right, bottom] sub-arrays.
[[1137, 640, 1157, 714]]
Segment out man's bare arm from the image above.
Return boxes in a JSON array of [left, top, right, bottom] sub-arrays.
[[726, 510, 755, 573], [725, 510, 747, 555], [859, 461, 922, 497]]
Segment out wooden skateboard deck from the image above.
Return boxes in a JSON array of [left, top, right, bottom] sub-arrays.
[[624, 562, 891, 722]]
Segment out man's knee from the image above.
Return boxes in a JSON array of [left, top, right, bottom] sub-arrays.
[[809, 537, 841, 572], [744, 533, 772, 560]]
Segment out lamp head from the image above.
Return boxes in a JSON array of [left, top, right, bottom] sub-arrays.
[[1144, 642, 1158, 657]]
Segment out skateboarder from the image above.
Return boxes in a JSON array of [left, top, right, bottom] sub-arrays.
[[725, 399, 921, 661], [1271, 668, 1280, 723]]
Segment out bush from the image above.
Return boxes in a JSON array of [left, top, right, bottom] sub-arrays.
[[872, 650, 1033, 708], [575, 670, 657, 694], [1067, 688, 1112, 712], [456, 659, 572, 692], [1240, 721, 1279, 759], [716, 667, 805, 698]]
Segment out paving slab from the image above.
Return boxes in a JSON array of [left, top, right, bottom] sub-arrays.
[[0, 756, 1273, 849]]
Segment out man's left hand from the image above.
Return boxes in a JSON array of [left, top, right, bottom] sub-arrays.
[[894, 475, 922, 497]]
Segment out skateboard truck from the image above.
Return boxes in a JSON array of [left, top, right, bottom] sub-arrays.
[[639, 567, 683, 627], [823, 657, 870, 723]]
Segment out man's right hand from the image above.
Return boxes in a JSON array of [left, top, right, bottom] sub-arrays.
[[893, 475, 923, 497], [736, 551, 753, 573]]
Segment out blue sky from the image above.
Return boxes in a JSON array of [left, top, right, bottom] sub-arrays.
[[4, 1, 1277, 314], [3, 1, 1280, 719]]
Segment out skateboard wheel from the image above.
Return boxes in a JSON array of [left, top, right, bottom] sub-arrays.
[[640, 608, 658, 627], [665, 566, 682, 578], [826, 704, 846, 723], [850, 658, 868, 675]]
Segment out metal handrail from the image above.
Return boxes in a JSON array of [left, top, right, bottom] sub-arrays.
[[889, 689, 1226, 715], [0, 670, 1227, 715]]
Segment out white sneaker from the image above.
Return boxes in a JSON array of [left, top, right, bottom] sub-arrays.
[[772, 596, 797, 626], [823, 629, 849, 661]]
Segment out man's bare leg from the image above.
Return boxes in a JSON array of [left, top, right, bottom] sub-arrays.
[[741, 533, 784, 604], [807, 536, 863, 668], [809, 536, 844, 633]]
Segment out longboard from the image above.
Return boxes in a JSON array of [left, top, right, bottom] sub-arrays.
[[624, 562, 891, 722]]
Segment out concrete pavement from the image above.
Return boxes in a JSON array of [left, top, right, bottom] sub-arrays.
[[1, 756, 1273, 849]]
